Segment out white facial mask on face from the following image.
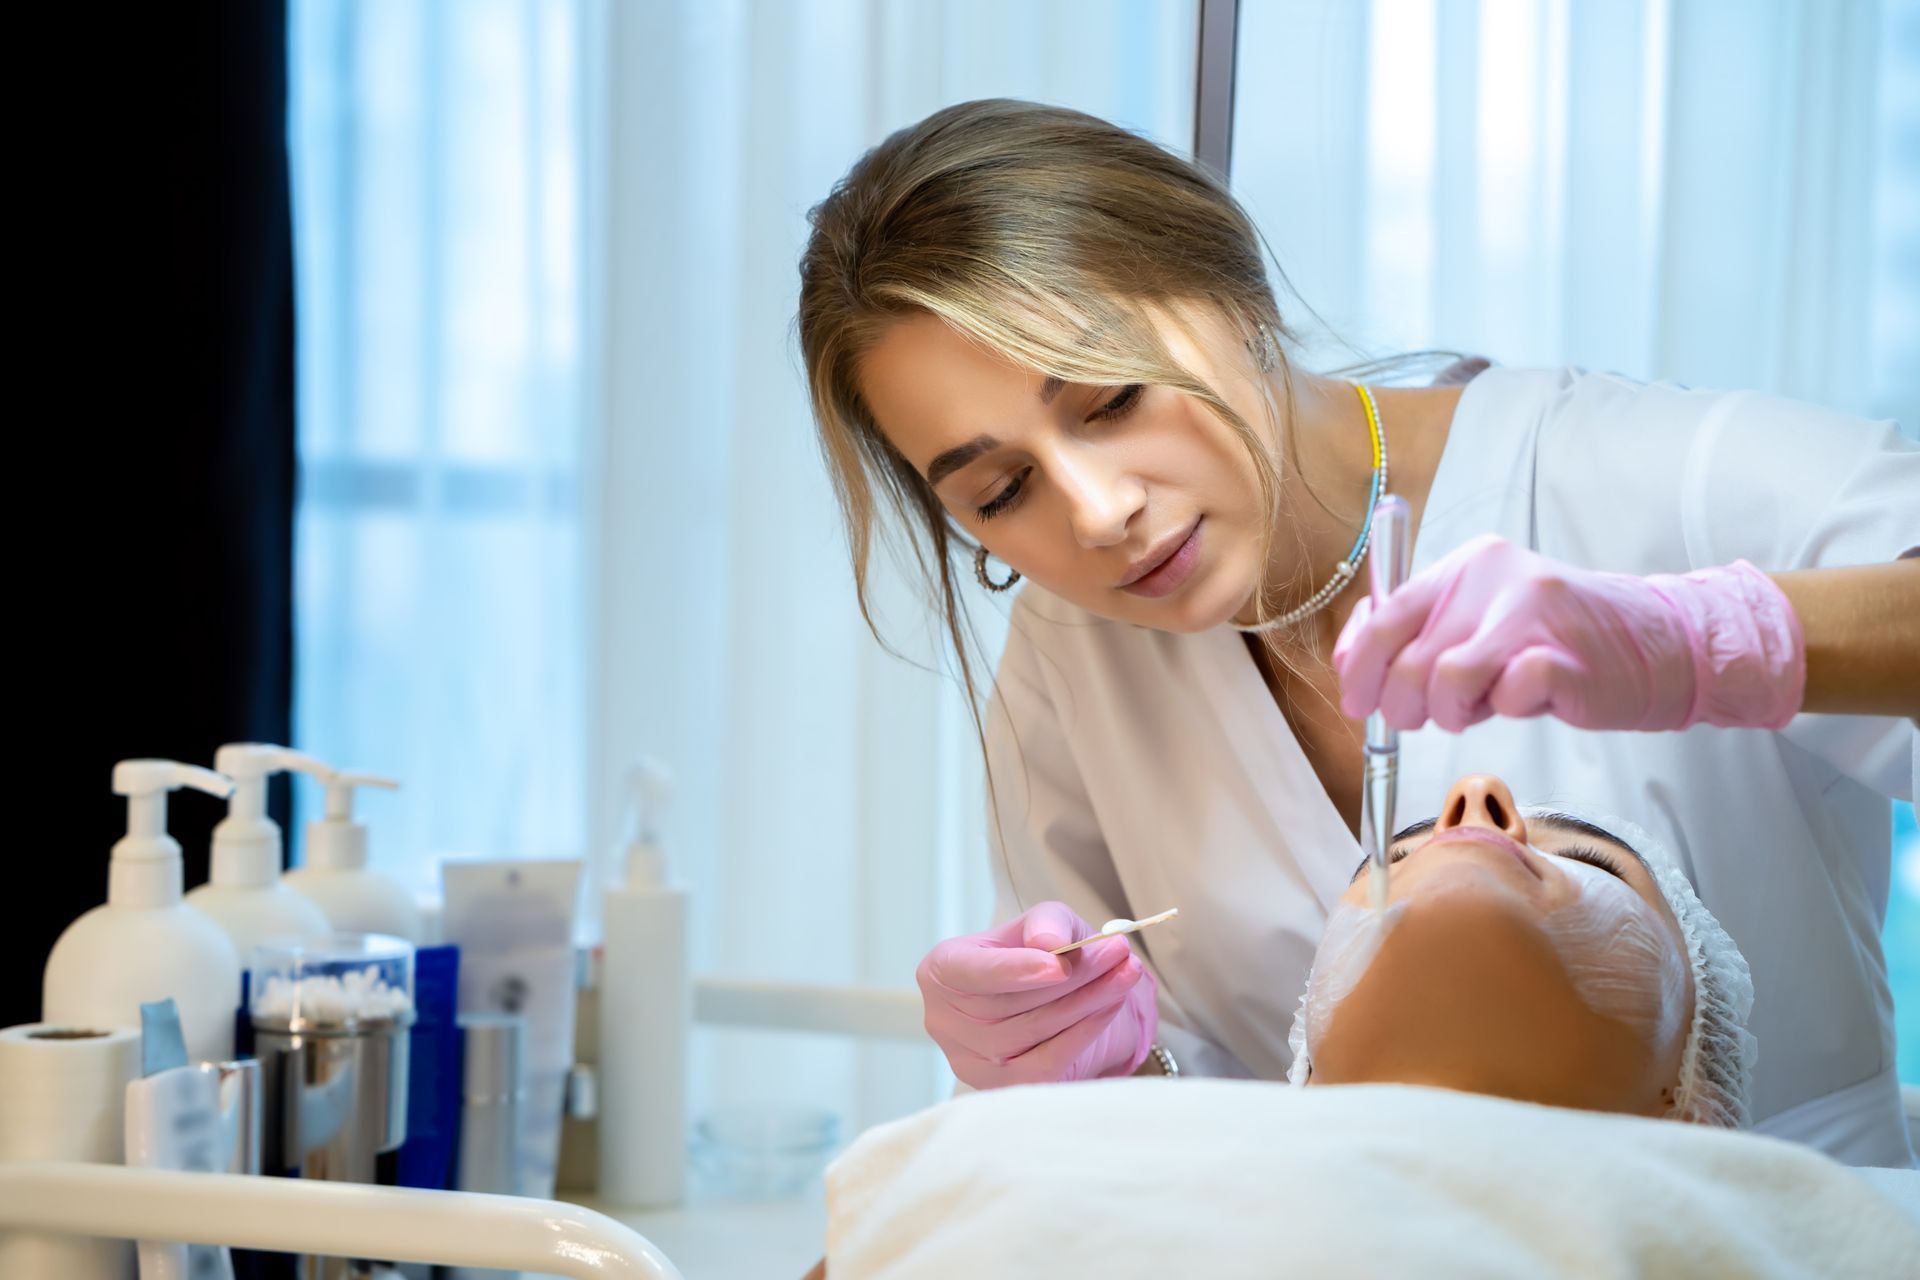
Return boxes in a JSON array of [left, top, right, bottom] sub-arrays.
[[1299, 850, 1688, 1064], [1541, 854, 1688, 1045], [1300, 902, 1404, 1054]]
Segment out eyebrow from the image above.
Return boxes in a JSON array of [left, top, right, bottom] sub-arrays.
[[926, 435, 1000, 488], [1343, 814, 1647, 885], [921, 376, 1068, 487]]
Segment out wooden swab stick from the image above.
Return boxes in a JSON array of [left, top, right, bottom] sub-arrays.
[[1048, 907, 1179, 955]]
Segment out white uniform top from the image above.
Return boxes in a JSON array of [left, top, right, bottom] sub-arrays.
[[984, 367, 1920, 1167]]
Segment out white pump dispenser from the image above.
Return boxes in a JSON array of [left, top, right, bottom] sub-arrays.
[[598, 758, 689, 1206], [186, 743, 334, 957], [282, 769, 421, 943], [44, 760, 244, 1062]]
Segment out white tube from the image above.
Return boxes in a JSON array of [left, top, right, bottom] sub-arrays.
[[442, 858, 583, 1199], [0, 1162, 683, 1280]]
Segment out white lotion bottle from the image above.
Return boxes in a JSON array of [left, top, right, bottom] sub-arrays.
[[282, 768, 421, 943], [186, 743, 334, 957], [44, 760, 243, 1061], [597, 759, 689, 1206]]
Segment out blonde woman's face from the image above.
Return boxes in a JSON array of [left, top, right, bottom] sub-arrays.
[[858, 310, 1272, 631]]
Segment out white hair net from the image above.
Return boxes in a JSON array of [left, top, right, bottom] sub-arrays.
[[1285, 805, 1758, 1128]]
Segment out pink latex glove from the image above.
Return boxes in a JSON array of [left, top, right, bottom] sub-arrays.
[[917, 901, 1157, 1089], [1334, 535, 1806, 733]]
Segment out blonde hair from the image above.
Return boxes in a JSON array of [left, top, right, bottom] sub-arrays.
[[798, 99, 1312, 712]]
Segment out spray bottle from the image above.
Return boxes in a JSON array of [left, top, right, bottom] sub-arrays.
[[597, 759, 689, 1206]]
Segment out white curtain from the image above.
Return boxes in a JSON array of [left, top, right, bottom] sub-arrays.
[[292, 0, 1201, 1134], [585, 0, 1202, 1133], [289, 0, 592, 898], [1232, 0, 1916, 423]]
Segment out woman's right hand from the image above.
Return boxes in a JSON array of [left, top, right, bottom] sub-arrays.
[[917, 901, 1158, 1089]]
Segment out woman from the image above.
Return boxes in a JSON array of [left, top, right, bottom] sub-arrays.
[[1290, 773, 1753, 1130], [796, 99, 1919, 1165]]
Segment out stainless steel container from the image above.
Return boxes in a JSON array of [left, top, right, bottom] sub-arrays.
[[252, 934, 416, 1280], [255, 1017, 410, 1181]]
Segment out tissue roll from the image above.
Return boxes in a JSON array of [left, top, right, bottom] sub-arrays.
[[0, 1022, 142, 1279]]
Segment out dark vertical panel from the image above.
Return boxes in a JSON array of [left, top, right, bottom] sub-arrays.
[[11, 1, 294, 1029]]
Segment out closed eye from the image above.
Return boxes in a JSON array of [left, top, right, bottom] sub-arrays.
[[1354, 839, 1626, 883], [1552, 844, 1627, 880], [1346, 843, 1414, 884]]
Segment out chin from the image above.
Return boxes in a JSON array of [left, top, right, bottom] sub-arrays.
[[1149, 581, 1243, 633]]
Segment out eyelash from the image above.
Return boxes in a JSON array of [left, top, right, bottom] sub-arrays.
[[1555, 844, 1627, 880], [974, 384, 1145, 520], [1385, 842, 1627, 880], [1092, 383, 1144, 420]]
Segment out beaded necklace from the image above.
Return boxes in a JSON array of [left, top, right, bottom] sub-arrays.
[[1234, 383, 1386, 633]]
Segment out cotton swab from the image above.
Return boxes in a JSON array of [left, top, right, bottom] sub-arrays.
[[1047, 907, 1179, 955]]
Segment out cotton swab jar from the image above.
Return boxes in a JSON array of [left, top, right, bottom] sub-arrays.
[[250, 933, 416, 1262]]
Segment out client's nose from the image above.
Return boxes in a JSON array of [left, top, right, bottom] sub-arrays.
[[1435, 774, 1529, 844]]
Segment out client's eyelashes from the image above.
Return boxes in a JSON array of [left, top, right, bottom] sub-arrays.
[[1383, 842, 1625, 877], [1555, 844, 1627, 880]]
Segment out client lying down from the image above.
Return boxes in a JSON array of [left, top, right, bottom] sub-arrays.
[[1287, 772, 1755, 1127], [814, 777, 1920, 1278]]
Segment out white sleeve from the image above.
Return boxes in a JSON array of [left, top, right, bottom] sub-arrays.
[[983, 594, 1235, 1076], [1680, 393, 1920, 802], [1679, 392, 1920, 573]]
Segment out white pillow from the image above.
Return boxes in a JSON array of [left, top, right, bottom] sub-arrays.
[[826, 1079, 1919, 1278]]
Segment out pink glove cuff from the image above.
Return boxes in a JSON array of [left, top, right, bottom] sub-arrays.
[[1646, 560, 1806, 731]]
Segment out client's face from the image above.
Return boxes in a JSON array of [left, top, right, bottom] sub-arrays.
[[1304, 774, 1692, 1117]]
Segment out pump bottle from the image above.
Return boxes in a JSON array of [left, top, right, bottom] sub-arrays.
[[44, 761, 243, 1062], [186, 743, 333, 958], [283, 769, 420, 943]]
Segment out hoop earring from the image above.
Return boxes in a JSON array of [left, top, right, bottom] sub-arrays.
[[1247, 321, 1281, 372], [974, 545, 1021, 592]]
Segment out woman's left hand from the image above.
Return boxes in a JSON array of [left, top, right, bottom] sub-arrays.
[[1333, 535, 1805, 733]]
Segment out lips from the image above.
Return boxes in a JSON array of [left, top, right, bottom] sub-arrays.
[[1420, 827, 1542, 880], [1117, 518, 1203, 598], [1117, 523, 1193, 587]]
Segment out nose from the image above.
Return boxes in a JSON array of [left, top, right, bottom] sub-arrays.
[[1433, 774, 1529, 844], [1050, 445, 1143, 549]]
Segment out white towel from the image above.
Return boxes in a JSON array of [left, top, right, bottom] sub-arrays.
[[826, 1079, 1920, 1278]]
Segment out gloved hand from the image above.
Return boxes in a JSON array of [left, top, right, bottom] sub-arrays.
[[1333, 535, 1805, 733], [917, 901, 1157, 1089]]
